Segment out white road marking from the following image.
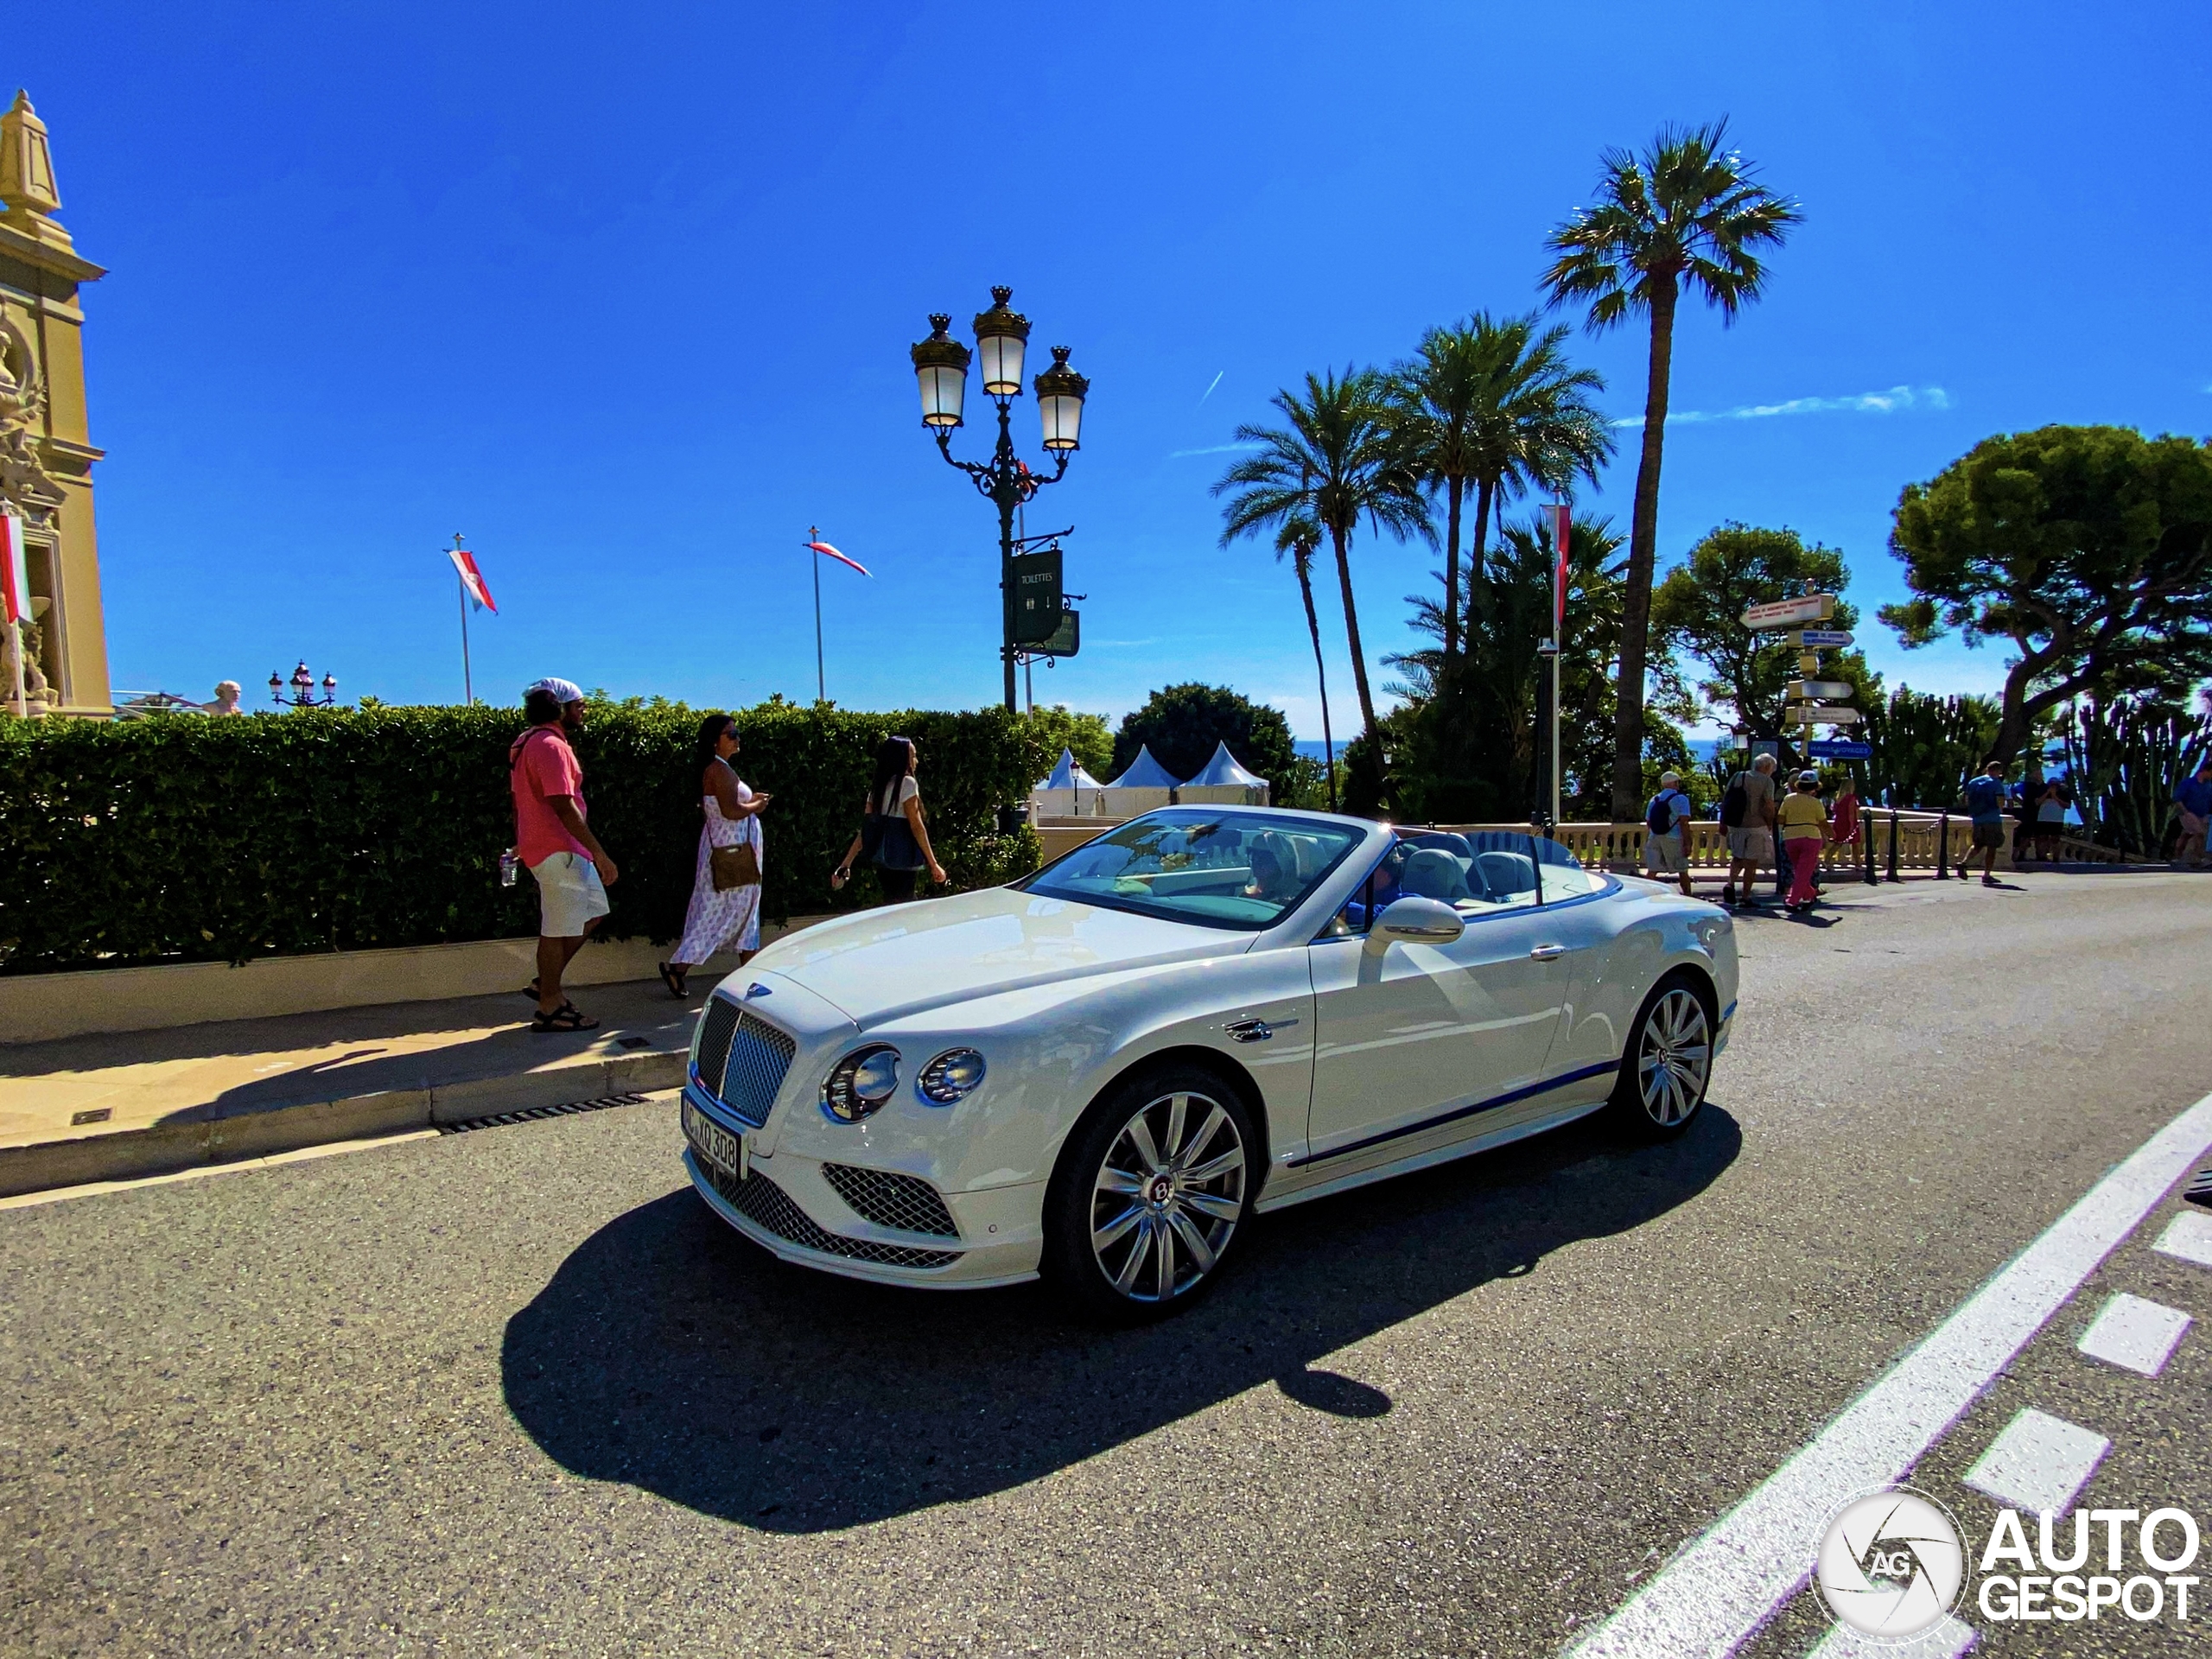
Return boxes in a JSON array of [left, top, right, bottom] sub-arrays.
[[1806, 1616, 1976, 1658], [1961, 1408, 2111, 1513], [2153, 1209, 2212, 1268], [1566, 1089, 2212, 1659], [2076, 1293, 2192, 1376]]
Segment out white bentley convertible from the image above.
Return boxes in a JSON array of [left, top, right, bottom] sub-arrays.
[[680, 807, 1738, 1319]]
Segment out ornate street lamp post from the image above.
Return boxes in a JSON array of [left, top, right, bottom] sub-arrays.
[[269, 660, 338, 708], [911, 288, 1088, 712]]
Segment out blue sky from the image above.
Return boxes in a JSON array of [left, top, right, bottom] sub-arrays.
[[16, 3, 2210, 736]]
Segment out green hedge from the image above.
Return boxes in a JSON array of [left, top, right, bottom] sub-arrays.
[[0, 699, 1077, 975]]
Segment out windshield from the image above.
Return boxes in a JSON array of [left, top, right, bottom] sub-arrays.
[[1020, 810, 1365, 931]]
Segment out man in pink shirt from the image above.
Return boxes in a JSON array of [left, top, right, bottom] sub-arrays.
[[511, 677, 620, 1031]]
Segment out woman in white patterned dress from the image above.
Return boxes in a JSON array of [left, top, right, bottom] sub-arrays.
[[659, 715, 770, 998]]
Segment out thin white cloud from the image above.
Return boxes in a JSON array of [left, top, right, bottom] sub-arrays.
[[1169, 441, 1264, 458], [1197, 370, 1224, 407], [1613, 384, 1952, 429], [1086, 638, 1159, 648]]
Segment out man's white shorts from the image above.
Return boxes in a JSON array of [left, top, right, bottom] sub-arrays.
[[1726, 826, 1775, 863], [1643, 833, 1686, 874], [531, 850, 610, 938]]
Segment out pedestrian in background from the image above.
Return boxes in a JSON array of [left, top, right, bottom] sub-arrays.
[[1960, 759, 2007, 887], [2174, 757, 2212, 869], [1642, 769, 1694, 896], [831, 734, 946, 903], [1829, 773, 1861, 865], [510, 677, 618, 1032], [1719, 752, 1779, 908], [1779, 770, 1830, 912], [2031, 778, 2067, 864], [659, 713, 771, 999]]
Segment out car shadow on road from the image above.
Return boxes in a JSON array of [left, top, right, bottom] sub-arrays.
[[503, 1104, 1740, 1533]]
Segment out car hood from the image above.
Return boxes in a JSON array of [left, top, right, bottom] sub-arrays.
[[743, 886, 1250, 1026]]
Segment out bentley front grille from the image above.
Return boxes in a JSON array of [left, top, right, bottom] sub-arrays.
[[821, 1163, 961, 1238], [691, 995, 796, 1128], [694, 1157, 962, 1271]]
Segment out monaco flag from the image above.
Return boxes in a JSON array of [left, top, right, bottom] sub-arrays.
[[448, 545, 497, 613], [1, 512, 29, 626], [805, 539, 872, 578]]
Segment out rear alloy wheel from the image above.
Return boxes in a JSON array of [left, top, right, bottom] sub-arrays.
[[1611, 977, 1713, 1138], [1046, 1065, 1254, 1321]]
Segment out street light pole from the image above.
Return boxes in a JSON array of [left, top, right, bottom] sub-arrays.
[[910, 290, 1088, 715]]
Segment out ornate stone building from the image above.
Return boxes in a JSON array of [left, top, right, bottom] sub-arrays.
[[1, 87, 110, 715]]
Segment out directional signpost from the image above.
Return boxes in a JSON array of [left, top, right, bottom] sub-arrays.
[[1738, 594, 1866, 779]]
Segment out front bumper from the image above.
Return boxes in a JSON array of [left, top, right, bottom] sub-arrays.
[[683, 1142, 1047, 1290]]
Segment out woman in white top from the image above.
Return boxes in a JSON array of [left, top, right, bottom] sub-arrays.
[[660, 715, 771, 997], [831, 734, 945, 903]]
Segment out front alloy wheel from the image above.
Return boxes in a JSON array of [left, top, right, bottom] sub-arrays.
[[1612, 979, 1713, 1136], [1047, 1065, 1254, 1320]]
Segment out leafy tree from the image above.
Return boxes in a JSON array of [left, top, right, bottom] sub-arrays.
[[1384, 314, 1611, 663], [1859, 687, 2001, 811], [1650, 523, 1868, 766], [1111, 683, 1298, 804], [1541, 120, 1801, 822], [1381, 512, 1691, 822], [1882, 424, 2212, 766], [1214, 369, 1433, 757], [1024, 704, 1114, 782]]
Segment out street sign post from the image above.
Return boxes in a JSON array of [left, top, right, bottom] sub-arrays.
[[1009, 548, 1065, 645], [1788, 679, 1856, 701], [1808, 739, 1873, 760], [1787, 703, 1865, 725], [1742, 594, 1835, 630], [1033, 607, 1078, 658], [1795, 629, 1854, 648]]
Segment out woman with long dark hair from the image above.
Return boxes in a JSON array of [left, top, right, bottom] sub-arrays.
[[830, 734, 945, 903], [658, 713, 771, 997]]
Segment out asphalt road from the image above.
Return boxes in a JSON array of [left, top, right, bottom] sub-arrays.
[[5, 871, 2210, 1657]]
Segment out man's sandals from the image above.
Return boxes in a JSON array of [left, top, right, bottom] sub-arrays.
[[530, 1001, 600, 1033]]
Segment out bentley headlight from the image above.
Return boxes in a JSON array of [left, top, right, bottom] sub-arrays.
[[1693, 915, 1732, 950], [822, 1044, 901, 1122], [917, 1048, 987, 1106]]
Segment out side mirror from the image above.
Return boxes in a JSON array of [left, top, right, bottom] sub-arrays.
[[1367, 895, 1465, 952]]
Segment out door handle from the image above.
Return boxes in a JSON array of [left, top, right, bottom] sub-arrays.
[[1529, 944, 1567, 961]]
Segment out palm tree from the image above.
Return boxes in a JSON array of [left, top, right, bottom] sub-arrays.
[[1388, 315, 1611, 665], [1541, 119, 1799, 822], [1214, 368, 1432, 756], [1274, 507, 1338, 810]]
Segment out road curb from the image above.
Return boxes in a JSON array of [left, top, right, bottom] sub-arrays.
[[0, 1049, 687, 1199]]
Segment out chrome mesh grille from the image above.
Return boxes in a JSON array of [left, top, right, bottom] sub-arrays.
[[693, 1156, 960, 1270], [822, 1164, 960, 1238], [693, 996, 740, 1093], [691, 996, 795, 1128]]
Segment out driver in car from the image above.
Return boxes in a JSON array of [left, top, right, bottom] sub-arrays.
[[1243, 836, 1300, 905]]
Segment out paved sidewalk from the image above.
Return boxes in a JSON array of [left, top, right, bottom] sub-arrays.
[[0, 976, 713, 1197]]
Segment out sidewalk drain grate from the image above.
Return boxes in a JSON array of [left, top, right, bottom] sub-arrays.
[[438, 1092, 652, 1136]]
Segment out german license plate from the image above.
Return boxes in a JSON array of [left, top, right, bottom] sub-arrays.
[[683, 1098, 747, 1180]]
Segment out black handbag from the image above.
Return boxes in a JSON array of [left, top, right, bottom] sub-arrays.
[[867, 785, 925, 871]]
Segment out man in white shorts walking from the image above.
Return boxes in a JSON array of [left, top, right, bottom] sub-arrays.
[[510, 677, 620, 1032], [1719, 752, 1779, 908]]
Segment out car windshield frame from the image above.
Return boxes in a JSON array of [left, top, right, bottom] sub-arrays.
[[1015, 809, 1371, 932]]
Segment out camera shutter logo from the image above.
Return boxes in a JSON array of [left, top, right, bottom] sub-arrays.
[[1815, 1490, 1968, 1638]]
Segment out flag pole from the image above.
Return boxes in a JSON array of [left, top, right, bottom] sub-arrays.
[[452, 532, 474, 706], [1549, 501, 1570, 835], [810, 524, 825, 703]]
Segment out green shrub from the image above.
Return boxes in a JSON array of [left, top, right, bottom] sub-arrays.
[[0, 700, 1063, 974]]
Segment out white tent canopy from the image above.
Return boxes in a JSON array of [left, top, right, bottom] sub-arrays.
[[1185, 741, 1265, 788], [1038, 747, 1105, 791], [1105, 745, 1181, 789]]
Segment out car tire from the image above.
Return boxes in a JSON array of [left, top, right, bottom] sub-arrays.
[[1042, 1060, 1258, 1324], [1607, 972, 1716, 1139]]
